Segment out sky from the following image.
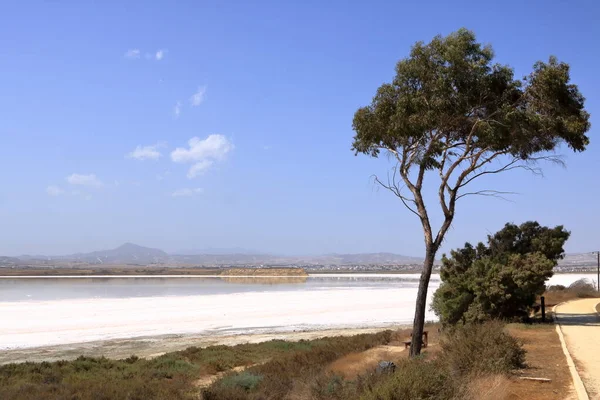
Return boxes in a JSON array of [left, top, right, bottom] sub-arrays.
[[0, 0, 598, 257]]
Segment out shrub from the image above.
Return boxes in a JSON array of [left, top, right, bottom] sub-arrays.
[[360, 358, 455, 400], [219, 371, 263, 391], [569, 278, 597, 294], [438, 321, 525, 377], [432, 222, 570, 324]]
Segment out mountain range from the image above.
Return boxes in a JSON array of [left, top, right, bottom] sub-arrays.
[[4, 243, 596, 269], [5, 243, 428, 266]]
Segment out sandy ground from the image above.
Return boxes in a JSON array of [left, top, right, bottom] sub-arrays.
[[0, 326, 404, 365], [327, 344, 407, 379], [555, 298, 600, 398]]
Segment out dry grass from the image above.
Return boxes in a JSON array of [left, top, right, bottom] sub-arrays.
[[542, 279, 600, 308], [504, 323, 575, 400], [461, 374, 511, 400]]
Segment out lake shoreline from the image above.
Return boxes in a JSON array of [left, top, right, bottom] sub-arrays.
[[0, 325, 406, 365]]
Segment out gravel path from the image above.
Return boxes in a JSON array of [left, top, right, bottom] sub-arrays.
[[555, 298, 600, 398]]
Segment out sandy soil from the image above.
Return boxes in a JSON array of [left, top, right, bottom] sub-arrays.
[[326, 344, 407, 379], [0, 326, 404, 365], [555, 298, 600, 398]]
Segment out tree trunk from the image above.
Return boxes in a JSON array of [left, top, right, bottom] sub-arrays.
[[409, 245, 437, 357]]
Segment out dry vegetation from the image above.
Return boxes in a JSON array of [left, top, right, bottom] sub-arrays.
[[0, 331, 393, 400], [0, 321, 576, 399], [541, 278, 600, 308]]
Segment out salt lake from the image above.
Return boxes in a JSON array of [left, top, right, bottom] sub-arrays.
[[0, 273, 596, 349]]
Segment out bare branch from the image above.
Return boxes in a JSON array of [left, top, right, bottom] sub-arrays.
[[456, 190, 519, 201], [372, 173, 420, 219]]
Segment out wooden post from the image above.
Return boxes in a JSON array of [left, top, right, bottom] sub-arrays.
[[541, 296, 546, 322]]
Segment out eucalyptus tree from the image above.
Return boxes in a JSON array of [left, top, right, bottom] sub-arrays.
[[352, 28, 590, 356]]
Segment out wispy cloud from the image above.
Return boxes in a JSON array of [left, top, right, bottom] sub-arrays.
[[171, 134, 233, 179], [124, 49, 141, 59], [46, 185, 64, 196], [190, 86, 206, 106], [155, 49, 167, 60], [171, 188, 204, 197], [186, 160, 213, 178], [126, 142, 165, 161], [173, 101, 182, 118], [66, 173, 103, 187]]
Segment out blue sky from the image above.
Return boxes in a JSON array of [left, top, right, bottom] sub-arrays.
[[0, 0, 598, 256]]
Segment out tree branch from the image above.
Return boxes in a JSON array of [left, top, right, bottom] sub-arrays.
[[456, 190, 519, 201]]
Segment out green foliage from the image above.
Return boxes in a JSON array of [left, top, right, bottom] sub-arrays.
[[352, 28, 590, 163], [219, 371, 263, 391], [432, 221, 570, 324]]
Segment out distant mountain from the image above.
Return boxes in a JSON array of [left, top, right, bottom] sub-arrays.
[[322, 252, 427, 265], [4, 245, 434, 267], [558, 252, 599, 268], [173, 247, 261, 255], [0, 256, 21, 266], [40, 243, 169, 265]]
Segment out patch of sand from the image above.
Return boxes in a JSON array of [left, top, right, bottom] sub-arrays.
[[327, 344, 407, 379]]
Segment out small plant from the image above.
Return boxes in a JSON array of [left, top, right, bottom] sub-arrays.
[[439, 321, 526, 377], [219, 371, 263, 391]]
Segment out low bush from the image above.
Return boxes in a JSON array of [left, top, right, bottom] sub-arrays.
[[360, 358, 454, 400], [439, 321, 526, 377]]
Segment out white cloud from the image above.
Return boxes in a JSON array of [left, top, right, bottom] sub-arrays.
[[171, 188, 204, 197], [187, 160, 213, 178], [174, 101, 182, 118], [190, 86, 206, 106], [171, 135, 232, 163], [66, 173, 103, 187], [126, 142, 165, 161], [155, 49, 167, 60], [46, 185, 64, 196], [171, 134, 233, 179], [124, 49, 141, 59]]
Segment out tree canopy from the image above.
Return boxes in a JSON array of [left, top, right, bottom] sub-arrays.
[[432, 221, 570, 324]]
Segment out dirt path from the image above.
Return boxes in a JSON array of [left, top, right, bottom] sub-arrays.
[[327, 344, 407, 379], [555, 298, 600, 398]]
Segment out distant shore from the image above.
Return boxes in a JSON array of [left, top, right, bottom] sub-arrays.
[[0, 266, 311, 277], [0, 266, 428, 276]]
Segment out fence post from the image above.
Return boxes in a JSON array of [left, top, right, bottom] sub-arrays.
[[541, 296, 546, 323]]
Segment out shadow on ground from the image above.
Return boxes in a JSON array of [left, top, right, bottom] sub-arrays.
[[555, 312, 600, 326]]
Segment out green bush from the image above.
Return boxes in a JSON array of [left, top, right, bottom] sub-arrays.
[[219, 371, 263, 391], [432, 221, 570, 324]]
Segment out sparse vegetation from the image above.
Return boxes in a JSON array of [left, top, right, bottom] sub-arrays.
[[0, 332, 393, 400], [203, 322, 525, 400]]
